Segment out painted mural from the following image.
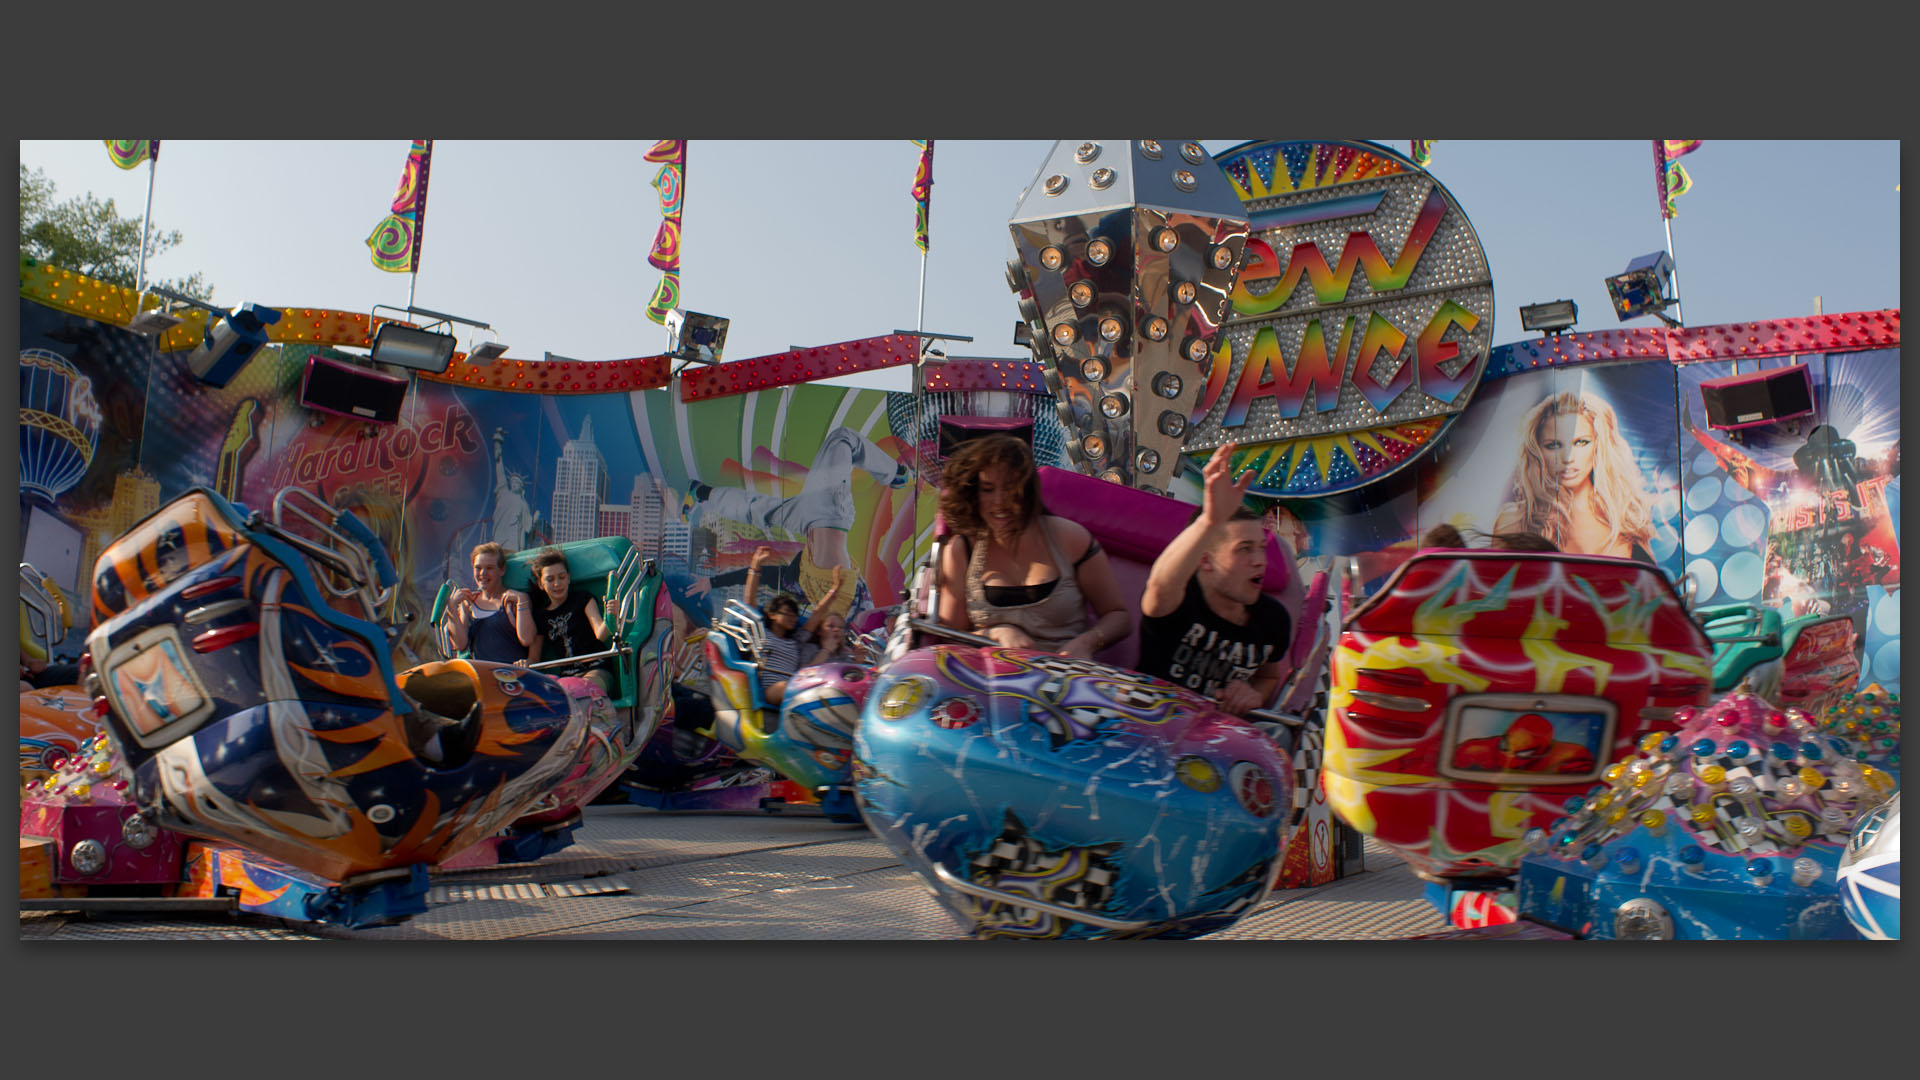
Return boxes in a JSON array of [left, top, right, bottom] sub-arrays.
[[1674, 349, 1899, 690], [1416, 363, 1685, 577], [16, 293, 1900, 703], [17, 297, 940, 696]]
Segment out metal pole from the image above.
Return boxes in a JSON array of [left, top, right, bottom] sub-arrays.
[[407, 270, 418, 311], [1662, 215, 1683, 328], [910, 250, 929, 564], [135, 156, 157, 293]]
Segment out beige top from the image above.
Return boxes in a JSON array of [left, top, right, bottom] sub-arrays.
[[964, 517, 1088, 652]]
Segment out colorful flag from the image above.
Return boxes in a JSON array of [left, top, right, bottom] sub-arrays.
[[911, 139, 934, 253], [366, 139, 433, 273], [105, 140, 159, 169], [644, 139, 686, 325], [1652, 139, 1698, 219], [1410, 140, 1435, 167]]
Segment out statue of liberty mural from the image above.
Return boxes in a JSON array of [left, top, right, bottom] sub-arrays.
[[490, 427, 536, 552]]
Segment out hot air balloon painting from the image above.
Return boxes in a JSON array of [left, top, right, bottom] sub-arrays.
[[19, 349, 104, 505]]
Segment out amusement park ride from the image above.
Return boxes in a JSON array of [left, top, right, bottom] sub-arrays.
[[16, 139, 1901, 939]]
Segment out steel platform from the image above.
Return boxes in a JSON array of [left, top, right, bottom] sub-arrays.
[[18, 805, 1447, 941]]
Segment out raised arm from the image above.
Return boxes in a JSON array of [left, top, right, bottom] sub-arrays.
[[741, 544, 775, 610], [1141, 442, 1255, 619], [801, 564, 846, 635]]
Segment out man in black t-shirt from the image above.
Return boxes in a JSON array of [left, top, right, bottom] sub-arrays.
[[1136, 443, 1291, 716]]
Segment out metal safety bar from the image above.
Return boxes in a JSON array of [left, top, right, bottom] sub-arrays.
[[265, 488, 395, 617], [929, 864, 1154, 932]]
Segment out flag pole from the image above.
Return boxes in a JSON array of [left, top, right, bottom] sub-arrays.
[[910, 246, 929, 562], [1663, 214, 1683, 328], [136, 154, 158, 293]]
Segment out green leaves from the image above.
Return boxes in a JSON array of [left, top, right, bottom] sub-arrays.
[[18, 164, 213, 301]]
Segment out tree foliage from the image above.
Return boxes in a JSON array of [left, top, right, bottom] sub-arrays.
[[19, 164, 214, 301]]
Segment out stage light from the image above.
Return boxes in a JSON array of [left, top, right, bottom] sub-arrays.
[[1604, 251, 1677, 324], [1518, 299, 1579, 334], [666, 309, 730, 366], [370, 321, 458, 373], [466, 340, 509, 365], [187, 302, 284, 387], [127, 296, 183, 336]]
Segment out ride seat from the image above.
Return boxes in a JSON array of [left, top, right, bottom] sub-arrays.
[[440, 537, 656, 711]]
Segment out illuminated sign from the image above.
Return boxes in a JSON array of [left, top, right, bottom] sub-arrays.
[[1185, 140, 1496, 497]]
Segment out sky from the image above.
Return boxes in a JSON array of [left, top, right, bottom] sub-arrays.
[[18, 139, 1902, 394]]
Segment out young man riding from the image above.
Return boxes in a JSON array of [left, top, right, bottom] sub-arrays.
[[1136, 443, 1292, 717]]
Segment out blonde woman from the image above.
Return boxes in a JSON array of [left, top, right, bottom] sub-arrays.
[[1493, 391, 1655, 562]]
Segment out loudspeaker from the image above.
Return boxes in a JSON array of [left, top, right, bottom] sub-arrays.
[[1699, 364, 1814, 431], [938, 415, 1033, 460], [300, 355, 411, 424]]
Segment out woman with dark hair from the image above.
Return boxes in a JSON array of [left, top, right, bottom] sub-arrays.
[[741, 544, 845, 705], [526, 548, 615, 695], [935, 435, 1130, 658]]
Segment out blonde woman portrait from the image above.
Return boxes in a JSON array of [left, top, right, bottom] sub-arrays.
[[1493, 390, 1655, 563]]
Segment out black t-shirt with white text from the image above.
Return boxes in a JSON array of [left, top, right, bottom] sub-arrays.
[[530, 590, 601, 660], [1136, 576, 1291, 699]]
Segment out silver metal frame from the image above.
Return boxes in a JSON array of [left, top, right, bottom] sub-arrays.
[[265, 487, 395, 621], [929, 863, 1153, 932]]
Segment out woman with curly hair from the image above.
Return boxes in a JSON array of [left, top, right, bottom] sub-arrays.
[[1493, 391, 1654, 562], [935, 435, 1130, 658]]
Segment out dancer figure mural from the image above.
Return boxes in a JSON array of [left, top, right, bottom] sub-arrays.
[[685, 425, 911, 621]]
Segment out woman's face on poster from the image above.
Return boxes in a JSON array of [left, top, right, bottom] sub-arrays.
[[1539, 411, 1597, 490]]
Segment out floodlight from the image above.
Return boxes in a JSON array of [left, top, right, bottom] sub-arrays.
[[1604, 251, 1677, 324], [370, 322, 458, 373], [667, 309, 730, 366], [187, 302, 284, 387], [1518, 299, 1578, 334], [466, 341, 509, 365]]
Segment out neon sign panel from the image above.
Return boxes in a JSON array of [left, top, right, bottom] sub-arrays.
[[1184, 140, 1496, 497]]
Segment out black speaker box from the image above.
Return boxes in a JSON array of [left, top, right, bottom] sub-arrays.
[[299, 355, 411, 424], [1699, 363, 1814, 431]]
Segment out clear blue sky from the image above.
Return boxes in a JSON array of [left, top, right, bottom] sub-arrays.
[[20, 139, 1900, 392]]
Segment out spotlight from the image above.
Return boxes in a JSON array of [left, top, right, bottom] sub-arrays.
[[1013, 321, 1033, 348], [665, 309, 730, 366], [1604, 251, 1677, 325], [186, 302, 284, 387], [1518, 299, 1578, 334], [370, 321, 458, 373], [127, 297, 183, 336], [466, 340, 508, 365]]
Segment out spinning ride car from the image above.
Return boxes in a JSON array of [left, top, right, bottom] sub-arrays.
[[855, 466, 1323, 939], [61, 487, 600, 921], [700, 603, 881, 822], [1515, 691, 1895, 939], [429, 537, 676, 862], [1323, 548, 1718, 884], [18, 561, 93, 790]]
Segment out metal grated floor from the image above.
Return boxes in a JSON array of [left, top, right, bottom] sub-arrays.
[[20, 809, 1437, 942]]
